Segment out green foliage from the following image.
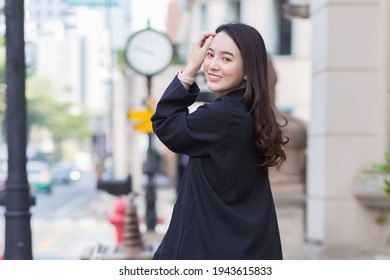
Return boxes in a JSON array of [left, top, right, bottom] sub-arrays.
[[26, 77, 57, 130], [372, 151, 390, 173], [378, 208, 390, 225], [0, 36, 92, 150], [360, 151, 390, 225], [385, 179, 390, 195], [115, 48, 127, 73], [26, 76, 92, 142], [47, 103, 92, 142], [371, 151, 390, 225]]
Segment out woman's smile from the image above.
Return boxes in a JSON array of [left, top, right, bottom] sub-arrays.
[[208, 73, 222, 82]]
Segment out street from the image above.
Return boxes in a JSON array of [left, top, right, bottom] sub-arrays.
[[0, 172, 175, 260]]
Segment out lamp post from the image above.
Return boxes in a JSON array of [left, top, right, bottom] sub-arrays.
[[143, 75, 158, 231], [1, 0, 34, 260], [125, 26, 173, 232]]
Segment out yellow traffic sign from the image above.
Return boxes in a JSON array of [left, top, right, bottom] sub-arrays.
[[134, 121, 153, 133], [128, 109, 154, 133]]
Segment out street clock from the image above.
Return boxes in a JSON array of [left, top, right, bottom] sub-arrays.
[[125, 28, 173, 76]]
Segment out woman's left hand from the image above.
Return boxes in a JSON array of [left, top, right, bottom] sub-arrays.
[[182, 31, 216, 78]]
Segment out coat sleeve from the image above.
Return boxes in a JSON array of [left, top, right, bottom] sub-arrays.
[[151, 76, 230, 157]]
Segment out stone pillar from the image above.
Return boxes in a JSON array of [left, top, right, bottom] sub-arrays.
[[306, 0, 390, 258]]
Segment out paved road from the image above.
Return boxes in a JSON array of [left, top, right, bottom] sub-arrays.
[[0, 172, 175, 259]]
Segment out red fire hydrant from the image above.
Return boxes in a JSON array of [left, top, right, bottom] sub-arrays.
[[109, 196, 127, 245]]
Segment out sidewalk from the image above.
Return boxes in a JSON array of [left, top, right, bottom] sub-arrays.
[[80, 184, 175, 260]]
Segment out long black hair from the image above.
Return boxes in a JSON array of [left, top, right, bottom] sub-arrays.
[[215, 23, 288, 168]]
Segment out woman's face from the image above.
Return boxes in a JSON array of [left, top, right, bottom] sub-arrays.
[[202, 31, 246, 96]]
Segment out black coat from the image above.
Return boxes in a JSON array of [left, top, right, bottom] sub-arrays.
[[151, 77, 283, 260]]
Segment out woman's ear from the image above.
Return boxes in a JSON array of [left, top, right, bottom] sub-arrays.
[[244, 75, 247, 80]]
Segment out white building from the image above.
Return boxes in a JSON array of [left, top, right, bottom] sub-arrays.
[[25, 0, 132, 106], [27, 0, 132, 50], [25, 0, 133, 168]]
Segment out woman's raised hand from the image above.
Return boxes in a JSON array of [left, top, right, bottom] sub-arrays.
[[182, 31, 216, 78]]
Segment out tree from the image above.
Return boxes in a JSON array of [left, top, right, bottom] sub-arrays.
[[26, 75, 92, 161]]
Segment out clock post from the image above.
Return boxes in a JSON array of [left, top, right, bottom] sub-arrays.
[[125, 27, 173, 232], [143, 74, 158, 232]]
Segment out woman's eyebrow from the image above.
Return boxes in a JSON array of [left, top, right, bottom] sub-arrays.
[[207, 47, 235, 57]]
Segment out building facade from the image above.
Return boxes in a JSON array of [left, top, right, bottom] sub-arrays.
[[24, 0, 133, 173], [307, 0, 390, 259]]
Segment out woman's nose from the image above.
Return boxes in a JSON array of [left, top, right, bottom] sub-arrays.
[[209, 58, 220, 70]]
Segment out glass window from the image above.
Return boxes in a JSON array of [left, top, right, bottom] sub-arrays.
[[277, 0, 292, 55], [200, 3, 208, 32], [226, 0, 241, 22]]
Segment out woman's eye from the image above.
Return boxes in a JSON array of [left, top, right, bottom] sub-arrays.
[[206, 52, 213, 57], [222, 57, 231, 62]]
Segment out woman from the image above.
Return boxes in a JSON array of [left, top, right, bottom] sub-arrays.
[[151, 23, 288, 259]]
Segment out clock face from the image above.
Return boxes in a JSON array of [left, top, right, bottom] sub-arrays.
[[125, 29, 173, 76]]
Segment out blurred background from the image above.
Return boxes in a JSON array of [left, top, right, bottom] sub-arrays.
[[0, 0, 389, 260]]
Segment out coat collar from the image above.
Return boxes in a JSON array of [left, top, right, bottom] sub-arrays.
[[226, 87, 246, 98]]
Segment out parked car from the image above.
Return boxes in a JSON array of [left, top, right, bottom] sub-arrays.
[[27, 161, 53, 193], [52, 162, 81, 184]]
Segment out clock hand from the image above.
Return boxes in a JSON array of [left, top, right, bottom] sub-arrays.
[[134, 46, 154, 56]]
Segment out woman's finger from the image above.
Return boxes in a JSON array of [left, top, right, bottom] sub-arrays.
[[197, 32, 216, 48], [200, 35, 214, 49]]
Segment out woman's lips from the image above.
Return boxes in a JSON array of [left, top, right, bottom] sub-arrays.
[[208, 73, 222, 82]]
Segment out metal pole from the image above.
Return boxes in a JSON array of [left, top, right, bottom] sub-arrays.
[[144, 75, 157, 232], [2, 0, 34, 260]]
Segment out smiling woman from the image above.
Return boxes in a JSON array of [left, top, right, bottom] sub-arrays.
[[151, 23, 288, 260]]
